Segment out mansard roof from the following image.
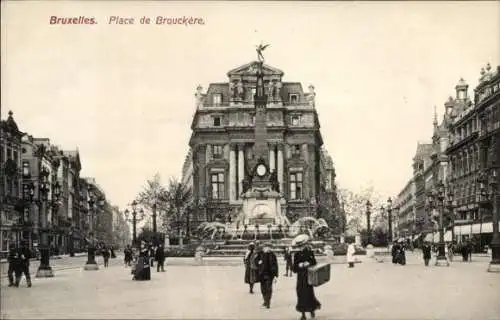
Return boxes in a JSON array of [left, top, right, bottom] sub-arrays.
[[227, 61, 284, 77]]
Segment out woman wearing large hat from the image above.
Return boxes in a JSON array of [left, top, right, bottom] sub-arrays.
[[292, 234, 321, 320]]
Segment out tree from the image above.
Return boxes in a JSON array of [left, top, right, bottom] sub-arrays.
[[337, 184, 384, 236], [163, 177, 193, 237], [136, 173, 169, 234]]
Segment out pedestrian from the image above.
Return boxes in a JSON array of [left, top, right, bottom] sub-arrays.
[[149, 244, 155, 268], [256, 242, 278, 309], [292, 234, 321, 320], [422, 241, 432, 266], [391, 241, 399, 264], [284, 247, 293, 276], [155, 243, 165, 272], [7, 244, 19, 287], [124, 245, 132, 266], [244, 242, 257, 293], [467, 240, 473, 262], [396, 239, 406, 265], [133, 241, 151, 281], [15, 241, 32, 288], [346, 240, 356, 268], [110, 246, 116, 259], [249, 241, 262, 293], [102, 246, 110, 267]]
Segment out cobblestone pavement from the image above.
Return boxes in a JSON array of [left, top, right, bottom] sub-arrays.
[[1, 252, 499, 320]]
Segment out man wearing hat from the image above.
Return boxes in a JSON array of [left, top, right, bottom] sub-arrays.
[[256, 241, 278, 309]]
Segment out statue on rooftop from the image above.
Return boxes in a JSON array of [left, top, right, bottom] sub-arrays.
[[256, 43, 270, 63]]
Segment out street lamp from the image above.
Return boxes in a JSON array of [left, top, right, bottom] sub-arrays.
[[446, 188, 456, 243], [387, 198, 393, 244], [366, 200, 372, 245], [35, 167, 57, 278], [124, 200, 144, 246], [83, 186, 105, 271], [478, 168, 500, 272], [429, 181, 449, 266]]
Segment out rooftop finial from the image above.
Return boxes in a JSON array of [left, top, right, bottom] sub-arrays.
[[433, 105, 438, 126], [486, 62, 492, 72], [8, 110, 13, 117]]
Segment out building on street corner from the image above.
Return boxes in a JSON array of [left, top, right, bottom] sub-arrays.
[[182, 59, 339, 230], [395, 63, 500, 250]]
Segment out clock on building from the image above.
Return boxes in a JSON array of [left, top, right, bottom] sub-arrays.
[[256, 163, 267, 177]]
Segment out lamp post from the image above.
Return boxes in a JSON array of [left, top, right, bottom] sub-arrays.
[[83, 186, 105, 271], [124, 200, 144, 246], [429, 181, 449, 266], [446, 188, 456, 243], [478, 168, 500, 272], [387, 198, 393, 244], [35, 168, 58, 278], [366, 200, 372, 245]]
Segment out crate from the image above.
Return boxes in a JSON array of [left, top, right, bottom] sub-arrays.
[[307, 262, 331, 287]]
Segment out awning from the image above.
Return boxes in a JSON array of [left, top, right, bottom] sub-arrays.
[[454, 222, 499, 235], [424, 231, 452, 242]]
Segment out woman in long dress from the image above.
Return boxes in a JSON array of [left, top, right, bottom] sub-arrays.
[[292, 235, 321, 320], [243, 242, 256, 293]]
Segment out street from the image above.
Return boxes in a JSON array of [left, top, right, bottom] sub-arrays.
[[1, 252, 499, 320]]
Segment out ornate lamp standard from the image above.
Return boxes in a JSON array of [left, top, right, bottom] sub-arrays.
[[386, 198, 393, 243], [124, 200, 144, 246], [36, 168, 60, 277], [83, 186, 105, 271], [366, 200, 372, 245], [428, 181, 449, 266], [446, 188, 456, 243], [478, 168, 500, 272]]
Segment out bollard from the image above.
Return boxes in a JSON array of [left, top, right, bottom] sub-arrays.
[[194, 246, 204, 265]]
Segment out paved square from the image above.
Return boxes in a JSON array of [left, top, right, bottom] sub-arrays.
[[1, 253, 499, 319]]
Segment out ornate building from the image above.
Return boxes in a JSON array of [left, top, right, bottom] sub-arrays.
[[396, 63, 499, 247], [0, 111, 23, 255], [446, 63, 500, 246], [184, 60, 337, 225]]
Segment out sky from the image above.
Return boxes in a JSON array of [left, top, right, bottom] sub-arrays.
[[2, 1, 499, 211]]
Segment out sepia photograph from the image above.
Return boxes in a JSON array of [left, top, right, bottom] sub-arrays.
[[1, 1, 499, 319]]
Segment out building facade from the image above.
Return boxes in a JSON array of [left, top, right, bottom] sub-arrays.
[[0, 111, 23, 255], [185, 60, 337, 225], [394, 178, 416, 238], [395, 63, 499, 248], [446, 63, 500, 246]]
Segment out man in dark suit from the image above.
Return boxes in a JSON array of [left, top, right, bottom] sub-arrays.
[[256, 242, 278, 309], [155, 243, 165, 272], [7, 244, 19, 287], [15, 241, 32, 287]]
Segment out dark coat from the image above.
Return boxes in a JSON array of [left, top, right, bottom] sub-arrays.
[[257, 251, 278, 280], [133, 249, 151, 280], [422, 245, 432, 260], [292, 248, 321, 313], [244, 249, 257, 284], [155, 247, 165, 262]]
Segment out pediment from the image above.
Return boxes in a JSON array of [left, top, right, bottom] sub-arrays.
[[227, 61, 284, 77]]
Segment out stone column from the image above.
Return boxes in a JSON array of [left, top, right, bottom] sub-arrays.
[[229, 145, 236, 201], [238, 145, 245, 198], [269, 144, 276, 172], [277, 145, 284, 194]]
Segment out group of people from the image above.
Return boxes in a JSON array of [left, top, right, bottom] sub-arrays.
[[243, 235, 322, 320], [129, 241, 166, 281], [391, 239, 407, 265], [6, 241, 32, 288]]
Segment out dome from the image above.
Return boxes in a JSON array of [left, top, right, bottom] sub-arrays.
[[456, 78, 468, 89]]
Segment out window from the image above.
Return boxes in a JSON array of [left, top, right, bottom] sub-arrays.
[[292, 145, 301, 157], [213, 145, 223, 158], [289, 172, 303, 200], [291, 114, 301, 126], [289, 94, 298, 104], [212, 94, 222, 106], [213, 116, 221, 127], [22, 161, 30, 177], [211, 172, 225, 200]]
